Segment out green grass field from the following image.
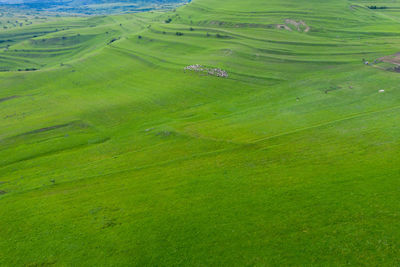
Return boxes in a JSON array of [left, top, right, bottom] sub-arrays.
[[2, 0, 400, 265]]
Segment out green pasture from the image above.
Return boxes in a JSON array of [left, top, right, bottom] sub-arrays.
[[1, 0, 400, 265]]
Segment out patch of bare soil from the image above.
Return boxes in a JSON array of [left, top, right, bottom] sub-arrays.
[[276, 24, 292, 31], [378, 52, 400, 65], [221, 49, 233, 56], [373, 52, 400, 73], [276, 19, 310, 32], [350, 5, 361, 10], [285, 19, 311, 32]]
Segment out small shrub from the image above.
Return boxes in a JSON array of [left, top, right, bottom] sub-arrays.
[[108, 38, 118, 44], [367, 5, 387, 9]]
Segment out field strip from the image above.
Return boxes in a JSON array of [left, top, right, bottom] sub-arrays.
[[4, 146, 235, 198], [0, 137, 110, 169], [251, 104, 400, 144]]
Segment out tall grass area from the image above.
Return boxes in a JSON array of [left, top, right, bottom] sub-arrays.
[[1, 0, 400, 265]]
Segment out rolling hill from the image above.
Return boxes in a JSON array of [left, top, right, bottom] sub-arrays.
[[0, 0, 187, 15], [1, 0, 400, 265]]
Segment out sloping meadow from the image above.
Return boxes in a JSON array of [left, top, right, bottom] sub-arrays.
[[1, 0, 400, 265]]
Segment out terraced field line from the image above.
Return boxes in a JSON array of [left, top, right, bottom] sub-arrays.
[[252, 104, 400, 144], [7, 146, 234, 198]]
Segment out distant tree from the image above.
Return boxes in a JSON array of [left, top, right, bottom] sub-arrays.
[[165, 18, 172, 23], [138, 35, 142, 39], [190, 27, 194, 31], [176, 32, 184, 36]]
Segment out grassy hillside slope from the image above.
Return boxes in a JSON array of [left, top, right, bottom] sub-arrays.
[[0, 0, 187, 15], [1, 0, 400, 265]]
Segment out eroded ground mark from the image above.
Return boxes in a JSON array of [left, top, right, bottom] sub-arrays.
[[277, 19, 310, 32], [0, 95, 20, 104]]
